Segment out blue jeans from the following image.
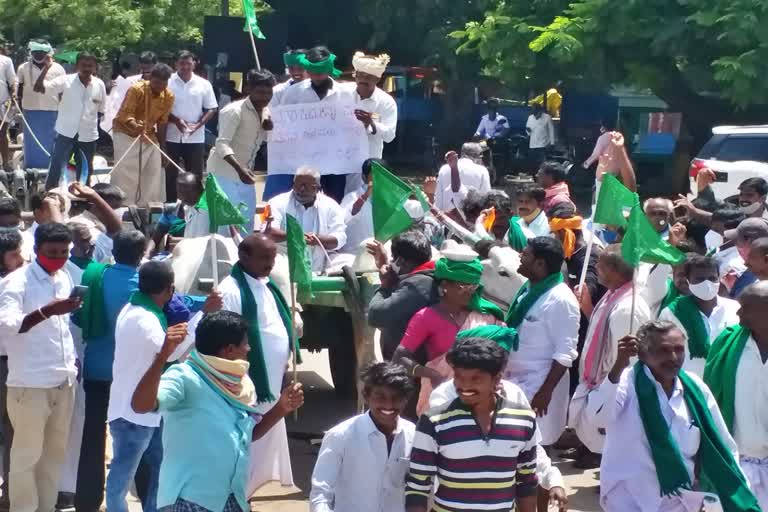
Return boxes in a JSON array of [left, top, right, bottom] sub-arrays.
[[262, 174, 294, 201], [46, 132, 96, 190], [106, 418, 163, 512]]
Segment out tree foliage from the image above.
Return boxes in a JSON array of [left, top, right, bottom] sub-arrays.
[[0, 0, 270, 57], [450, 0, 768, 131]]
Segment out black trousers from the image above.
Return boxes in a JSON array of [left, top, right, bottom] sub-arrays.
[[75, 380, 111, 512], [164, 142, 205, 202]]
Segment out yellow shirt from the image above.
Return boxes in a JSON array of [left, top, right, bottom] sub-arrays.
[[113, 81, 174, 141]]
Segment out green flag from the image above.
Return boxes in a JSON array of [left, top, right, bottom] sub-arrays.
[[593, 174, 639, 227], [285, 214, 313, 300], [371, 161, 415, 242], [197, 173, 247, 233], [241, 0, 266, 39], [621, 205, 686, 266]]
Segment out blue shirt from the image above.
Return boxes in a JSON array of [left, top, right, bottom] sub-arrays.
[[82, 263, 139, 381], [730, 270, 757, 299], [156, 362, 257, 512]]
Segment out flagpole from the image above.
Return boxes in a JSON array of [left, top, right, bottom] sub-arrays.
[[289, 281, 299, 420], [210, 235, 219, 285], [576, 232, 596, 292], [629, 267, 637, 334], [247, 28, 261, 70]]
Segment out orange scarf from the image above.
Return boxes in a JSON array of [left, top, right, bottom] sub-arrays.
[[549, 216, 583, 258]]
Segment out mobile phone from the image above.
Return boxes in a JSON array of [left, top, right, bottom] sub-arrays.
[[198, 278, 214, 293], [713, 171, 728, 183], [70, 285, 89, 299]]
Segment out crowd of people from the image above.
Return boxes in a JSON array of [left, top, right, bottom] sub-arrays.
[[0, 37, 766, 512]]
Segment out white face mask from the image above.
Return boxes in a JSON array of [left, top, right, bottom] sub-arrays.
[[705, 230, 724, 251], [390, 260, 401, 274], [688, 279, 719, 301]]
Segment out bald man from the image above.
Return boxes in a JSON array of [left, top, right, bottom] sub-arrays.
[[705, 281, 768, 509], [216, 234, 298, 494], [746, 237, 768, 280], [638, 197, 679, 314]]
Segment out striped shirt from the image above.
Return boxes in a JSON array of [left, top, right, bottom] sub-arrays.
[[405, 394, 539, 511]]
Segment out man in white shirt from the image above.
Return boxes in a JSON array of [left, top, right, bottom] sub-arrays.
[[705, 282, 768, 509], [598, 321, 753, 512], [105, 261, 192, 512], [525, 104, 555, 165], [271, 49, 308, 106], [339, 158, 376, 254], [637, 198, 679, 313], [34, 52, 106, 190], [345, 51, 398, 192], [659, 255, 740, 377], [515, 185, 550, 238], [216, 233, 299, 495], [207, 69, 275, 232], [433, 144, 491, 213], [0, 45, 17, 172], [17, 40, 66, 169], [165, 51, 218, 201], [570, 245, 650, 459], [270, 46, 353, 203], [475, 98, 510, 141], [267, 167, 347, 273], [504, 236, 580, 446], [310, 362, 415, 512], [0, 222, 82, 512]]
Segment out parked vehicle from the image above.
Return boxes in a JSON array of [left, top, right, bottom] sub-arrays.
[[690, 125, 768, 199]]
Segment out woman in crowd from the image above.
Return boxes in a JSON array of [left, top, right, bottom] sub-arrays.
[[392, 245, 505, 415]]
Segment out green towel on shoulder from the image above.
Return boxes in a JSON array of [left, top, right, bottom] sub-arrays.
[[666, 296, 710, 359], [703, 325, 751, 433], [80, 262, 110, 340]]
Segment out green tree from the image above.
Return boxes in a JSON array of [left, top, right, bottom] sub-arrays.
[[450, 0, 768, 140]]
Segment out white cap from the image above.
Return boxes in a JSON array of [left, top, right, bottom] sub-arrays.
[[352, 51, 391, 78]]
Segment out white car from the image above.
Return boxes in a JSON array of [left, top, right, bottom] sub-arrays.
[[689, 125, 768, 200]]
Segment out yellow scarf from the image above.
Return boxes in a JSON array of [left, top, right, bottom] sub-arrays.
[[549, 216, 583, 258], [187, 350, 258, 412]]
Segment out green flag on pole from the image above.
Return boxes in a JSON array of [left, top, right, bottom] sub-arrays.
[[371, 161, 417, 242], [621, 205, 686, 267], [241, 0, 266, 39], [286, 214, 313, 301], [197, 173, 247, 233], [593, 174, 639, 228]]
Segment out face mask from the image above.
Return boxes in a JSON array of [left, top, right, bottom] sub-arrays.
[[705, 230, 724, 251], [688, 279, 719, 301], [602, 229, 618, 244], [37, 254, 68, 273], [739, 201, 763, 215]]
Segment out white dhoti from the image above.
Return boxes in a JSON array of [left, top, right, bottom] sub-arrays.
[[741, 456, 768, 510], [246, 416, 293, 496], [110, 131, 165, 206], [507, 367, 570, 446], [568, 382, 606, 453]]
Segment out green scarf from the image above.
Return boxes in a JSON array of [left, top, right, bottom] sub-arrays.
[[505, 272, 564, 329], [658, 278, 680, 315], [667, 296, 710, 359], [456, 325, 519, 352], [634, 362, 759, 511], [434, 257, 505, 321], [283, 51, 304, 67], [80, 262, 110, 340], [506, 216, 528, 252], [703, 325, 751, 433], [231, 263, 301, 404], [128, 291, 168, 332], [168, 218, 186, 236], [296, 53, 342, 77]]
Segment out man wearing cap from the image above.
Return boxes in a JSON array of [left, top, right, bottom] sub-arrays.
[[267, 46, 353, 203], [271, 49, 308, 107], [723, 218, 768, 298], [17, 40, 66, 169]]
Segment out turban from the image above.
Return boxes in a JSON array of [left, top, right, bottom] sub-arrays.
[[549, 216, 583, 259], [296, 53, 342, 78], [506, 217, 529, 252], [456, 325, 519, 352], [434, 257, 505, 321], [352, 51, 390, 78], [28, 41, 52, 53], [283, 52, 304, 67]]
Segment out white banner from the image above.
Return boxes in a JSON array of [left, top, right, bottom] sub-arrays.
[[267, 100, 369, 176]]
